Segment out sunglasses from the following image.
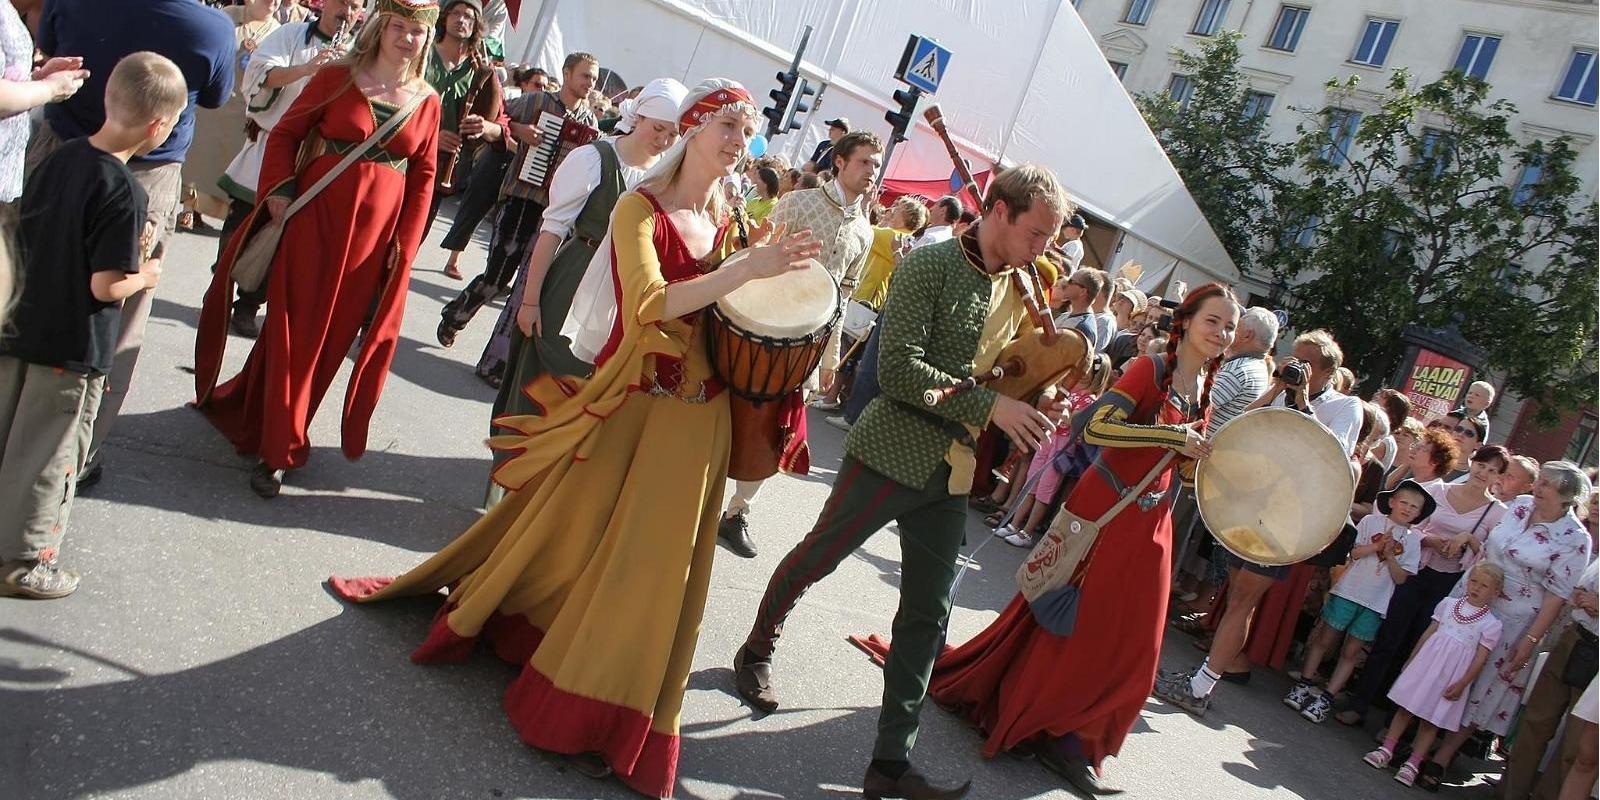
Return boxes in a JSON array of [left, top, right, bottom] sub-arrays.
[[1454, 425, 1480, 438]]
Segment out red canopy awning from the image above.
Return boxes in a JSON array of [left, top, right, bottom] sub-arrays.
[[878, 171, 991, 212]]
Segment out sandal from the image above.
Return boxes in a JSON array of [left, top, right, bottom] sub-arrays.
[[1416, 760, 1444, 792], [984, 510, 1007, 527], [435, 319, 458, 348]]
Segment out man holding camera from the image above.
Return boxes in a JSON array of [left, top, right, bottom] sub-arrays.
[[1155, 328, 1361, 716]]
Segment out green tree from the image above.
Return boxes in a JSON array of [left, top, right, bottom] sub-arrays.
[[1260, 70, 1597, 415], [1135, 32, 1290, 275]]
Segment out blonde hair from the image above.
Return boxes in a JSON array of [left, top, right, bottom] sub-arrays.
[[1294, 328, 1344, 371], [105, 52, 186, 125], [1469, 561, 1505, 593], [984, 164, 1074, 223], [893, 196, 929, 232]]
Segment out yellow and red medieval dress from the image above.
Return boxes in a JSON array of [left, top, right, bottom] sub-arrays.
[[332, 189, 734, 798], [194, 66, 440, 469]]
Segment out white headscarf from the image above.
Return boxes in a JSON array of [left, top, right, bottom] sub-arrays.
[[615, 78, 689, 134]]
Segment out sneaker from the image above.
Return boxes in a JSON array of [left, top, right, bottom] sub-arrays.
[[824, 415, 851, 432], [1151, 672, 1210, 717], [1282, 681, 1316, 712], [810, 397, 841, 411], [1395, 761, 1419, 787], [1363, 747, 1393, 769], [993, 524, 1016, 539], [1002, 530, 1035, 548], [1300, 692, 1334, 723], [0, 560, 80, 599]]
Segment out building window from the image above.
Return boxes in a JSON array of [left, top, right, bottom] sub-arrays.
[[1453, 33, 1500, 80], [1192, 0, 1231, 36], [1123, 0, 1156, 25], [1266, 6, 1310, 52], [1243, 90, 1275, 120], [1109, 61, 1130, 81], [1495, 261, 1525, 292], [1322, 109, 1361, 165], [1351, 18, 1400, 67], [1418, 128, 1454, 176], [1566, 414, 1598, 465], [1512, 157, 1545, 207], [1294, 216, 1320, 248], [1168, 74, 1195, 108], [1554, 49, 1598, 105]]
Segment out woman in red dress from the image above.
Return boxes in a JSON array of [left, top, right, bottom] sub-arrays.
[[929, 284, 1239, 794], [193, 0, 442, 497]]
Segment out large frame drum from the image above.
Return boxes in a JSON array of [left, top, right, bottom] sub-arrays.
[[1196, 407, 1355, 566]]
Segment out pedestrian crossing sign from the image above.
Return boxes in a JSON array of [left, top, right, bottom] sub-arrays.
[[895, 35, 951, 95]]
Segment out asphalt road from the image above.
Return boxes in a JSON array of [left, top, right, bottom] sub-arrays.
[[1, 202, 1502, 800]]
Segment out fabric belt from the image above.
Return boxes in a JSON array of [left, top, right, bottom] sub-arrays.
[[321, 138, 409, 173]]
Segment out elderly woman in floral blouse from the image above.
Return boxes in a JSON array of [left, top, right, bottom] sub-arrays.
[[1414, 460, 1594, 790]]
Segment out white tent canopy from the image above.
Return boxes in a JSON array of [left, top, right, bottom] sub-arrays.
[[504, 0, 1238, 288]]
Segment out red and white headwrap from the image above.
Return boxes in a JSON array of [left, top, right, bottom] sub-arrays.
[[676, 82, 757, 134]]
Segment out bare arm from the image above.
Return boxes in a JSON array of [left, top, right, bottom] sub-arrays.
[[90, 260, 160, 303], [1445, 643, 1494, 700]]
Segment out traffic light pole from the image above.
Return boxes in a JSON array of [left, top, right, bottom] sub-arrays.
[[875, 86, 922, 196], [763, 26, 813, 140]]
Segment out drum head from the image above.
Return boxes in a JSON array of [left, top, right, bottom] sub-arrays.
[[1196, 407, 1355, 567], [716, 253, 837, 339]]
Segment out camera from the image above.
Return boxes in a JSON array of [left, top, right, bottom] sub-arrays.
[[1275, 360, 1308, 387]]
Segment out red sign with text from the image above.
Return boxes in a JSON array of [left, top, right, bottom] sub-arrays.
[[1403, 348, 1472, 422]]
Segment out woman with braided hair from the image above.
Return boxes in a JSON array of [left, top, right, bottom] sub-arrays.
[[926, 283, 1239, 795]]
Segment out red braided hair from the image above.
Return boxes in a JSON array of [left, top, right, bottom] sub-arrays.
[[1160, 283, 1239, 434]]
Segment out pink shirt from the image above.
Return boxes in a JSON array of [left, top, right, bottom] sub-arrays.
[[1419, 483, 1506, 574]]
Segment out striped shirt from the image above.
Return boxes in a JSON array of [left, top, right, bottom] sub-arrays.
[[1211, 352, 1270, 428]]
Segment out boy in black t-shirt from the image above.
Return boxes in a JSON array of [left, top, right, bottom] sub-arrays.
[[0, 53, 186, 599]]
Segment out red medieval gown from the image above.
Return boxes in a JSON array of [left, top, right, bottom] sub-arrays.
[[929, 354, 1201, 768], [194, 66, 440, 469]]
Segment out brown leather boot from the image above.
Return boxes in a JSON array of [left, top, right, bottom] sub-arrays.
[[732, 645, 777, 713], [862, 762, 971, 800]]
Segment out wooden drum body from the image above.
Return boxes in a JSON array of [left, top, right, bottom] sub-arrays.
[[707, 254, 840, 481]]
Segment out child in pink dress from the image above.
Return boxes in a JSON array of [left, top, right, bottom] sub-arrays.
[[1365, 561, 1504, 787], [994, 353, 1112, 547]]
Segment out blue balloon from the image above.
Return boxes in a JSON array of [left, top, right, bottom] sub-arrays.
[[950, 168, 962, 192], [748, 134, 768, 158]]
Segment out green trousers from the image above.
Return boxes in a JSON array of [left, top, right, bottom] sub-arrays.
[[744, 456, 968, 761]]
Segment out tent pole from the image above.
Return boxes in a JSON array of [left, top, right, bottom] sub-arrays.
[[519, 0, 564, 69]]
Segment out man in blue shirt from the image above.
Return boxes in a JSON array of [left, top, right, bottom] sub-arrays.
[[31, 0, 236, 487]]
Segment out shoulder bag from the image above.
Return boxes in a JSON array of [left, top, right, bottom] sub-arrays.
[[232, 88, 428, 291], [1017, 449, 1176, 636]]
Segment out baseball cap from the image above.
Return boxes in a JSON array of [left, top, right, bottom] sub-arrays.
[[826, 117, 850, 131]]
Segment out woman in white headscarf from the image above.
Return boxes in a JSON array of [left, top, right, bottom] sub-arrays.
[[472, 81, 690, 388], [331, 79, 819, 799], [480, 77, 687, 505]]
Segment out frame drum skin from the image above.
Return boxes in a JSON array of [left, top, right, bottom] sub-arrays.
[[1196, 407, 1355, 566]]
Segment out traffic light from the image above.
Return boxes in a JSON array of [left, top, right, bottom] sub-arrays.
[[764, 69, 798, 139], [885, 87, 921, 143], [785, 78, 818, 132]]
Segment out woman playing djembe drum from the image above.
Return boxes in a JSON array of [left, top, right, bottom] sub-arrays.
[[928, 284, 1239, 795], [329, 80, 819, 799]]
